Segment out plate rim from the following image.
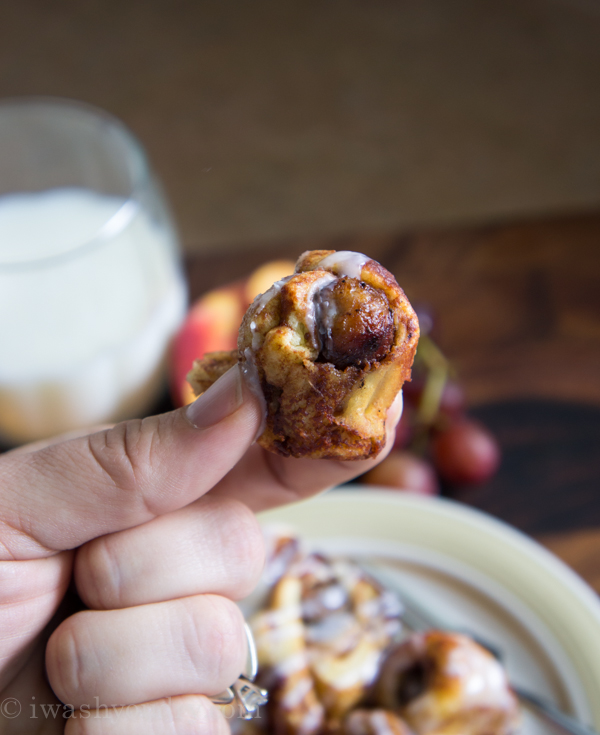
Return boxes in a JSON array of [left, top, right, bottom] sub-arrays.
[[311, 535, 589, 720], [257, 487, 600, 727]]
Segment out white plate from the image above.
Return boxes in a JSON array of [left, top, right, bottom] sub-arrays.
[[258, 488, 600, 733]]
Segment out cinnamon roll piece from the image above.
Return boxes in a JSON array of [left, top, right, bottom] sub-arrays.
[[250, 574, 325, 735], [300, 556, 401, 727], [372, 631, 520, 735], [250, 552, 402, 735], [343, 709, 416, 735], [188, 250, 419, 459]]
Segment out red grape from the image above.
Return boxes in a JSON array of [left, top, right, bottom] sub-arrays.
[[414, 304, 435, 336], [432, 419, 501, 485], [401, 377, 425, 408], [363, 450, 439, 495], [438, 380, 466, 419], [393, 406, 415, 449]]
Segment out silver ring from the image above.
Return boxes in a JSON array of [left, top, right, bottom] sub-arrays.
[[210, 623, 268, 719]]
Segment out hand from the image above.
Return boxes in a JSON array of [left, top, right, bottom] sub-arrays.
[[0, 364, 402, 733]]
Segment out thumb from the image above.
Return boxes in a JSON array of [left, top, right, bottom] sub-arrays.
[[0, 365, 262, 559]]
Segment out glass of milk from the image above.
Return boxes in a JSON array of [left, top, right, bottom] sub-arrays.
[[0, 98, 188, 445]]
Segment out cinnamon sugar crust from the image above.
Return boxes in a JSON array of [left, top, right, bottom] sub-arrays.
[[187, 250, 419, 459], [343, 709, 416, 735], [373, 631, 520, 735], [187, 350, 238, 396]]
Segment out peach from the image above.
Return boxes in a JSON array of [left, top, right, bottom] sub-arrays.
[[170, 282, 245, 406]]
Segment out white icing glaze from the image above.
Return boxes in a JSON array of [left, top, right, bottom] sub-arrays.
[[276, 652, 310, 678], [258, 620, 306, 647], [258, 602, 303, 629], [314, 645, 382, 690], [249, 320, 262, 350], [319, 583, 348, 611], [252, 275, 293, 314], [403, 635, 517, 733], [300, 706, 324, 735], [443, 639, 515, 710], [293, 554, 333, 580], [303, 273, 336, 348], [311, 283, 339, 354], [248, 275, 293, 354], [372, 710, 402, 735], [262, 531, 301, 586], [317, 251, 370, 279], [281, 676, 313, 709], [305, 612, 356, 644], [318, 291, 338, 332], [379, 590, 404, 619], [240, 252, 372, 443], [332, 559, 361, 582]]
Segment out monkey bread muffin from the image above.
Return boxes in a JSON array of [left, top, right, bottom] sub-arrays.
[[188, 250, 419, 459]]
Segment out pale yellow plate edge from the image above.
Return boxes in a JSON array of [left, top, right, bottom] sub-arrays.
[[258, 488, 600, 726]]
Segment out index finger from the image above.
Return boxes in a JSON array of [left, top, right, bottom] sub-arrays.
[[0, 365, 262, 560], [211, 391, 404, 512]]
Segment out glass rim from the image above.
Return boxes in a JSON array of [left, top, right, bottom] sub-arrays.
[[0, 96, 151, 272]]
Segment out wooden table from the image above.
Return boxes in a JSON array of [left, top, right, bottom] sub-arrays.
[[186, 211, 600, 592]]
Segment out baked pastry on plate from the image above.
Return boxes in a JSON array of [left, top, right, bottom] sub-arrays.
[[188, 250, 419, 459]]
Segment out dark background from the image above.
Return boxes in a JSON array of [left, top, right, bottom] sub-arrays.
[[2, 0, 599, 252]]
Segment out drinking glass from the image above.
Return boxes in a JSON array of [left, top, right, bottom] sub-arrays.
[[0, 98, 188, 445]]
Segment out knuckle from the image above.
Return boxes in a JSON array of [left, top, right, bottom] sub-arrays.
[[65, 712, 94, 735], [67, 696, 230, 735], [171, 696, 231, 735], [205, 597, 247, 688], [46, 615, 88, 704], [75, 538, 123, 610], [181, 596, 246, 692], [85, 420, 160, 514], [86, 423, 139, 492], [211, 499, 266, 598]]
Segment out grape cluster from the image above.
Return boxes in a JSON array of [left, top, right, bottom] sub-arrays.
[[361, 309, 500, 495]]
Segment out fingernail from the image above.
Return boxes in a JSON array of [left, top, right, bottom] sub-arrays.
[[186, 364, 245, 429]]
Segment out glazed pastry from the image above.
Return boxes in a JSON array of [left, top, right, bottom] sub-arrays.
[[250, 551, 402, 734], [343, 709, 416, 735], [302, 556, 401, 727], [372, 631, 520, 735], [188, 250, 419, 459], [250, 573, 325, 735], [262, 526, 303, 586]]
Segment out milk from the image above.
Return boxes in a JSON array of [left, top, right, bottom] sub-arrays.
[[0, 188, 187, 444]]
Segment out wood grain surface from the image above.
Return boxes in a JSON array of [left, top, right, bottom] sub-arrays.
[[539, 528, 600, 595], [188, 212, 600, 407], [186, 211, 600, 591]]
